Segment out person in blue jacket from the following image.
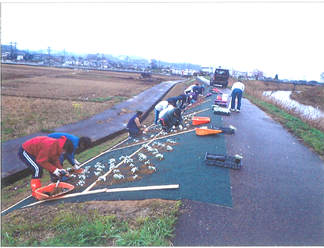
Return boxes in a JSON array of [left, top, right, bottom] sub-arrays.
[[126, 111, 146, 139], [47, 132, 91, 181]]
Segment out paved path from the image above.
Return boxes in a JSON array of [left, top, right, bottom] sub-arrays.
[[172, 88, 324, 246]]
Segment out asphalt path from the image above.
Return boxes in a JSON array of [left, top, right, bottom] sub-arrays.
[[172, 88, 324, 246]]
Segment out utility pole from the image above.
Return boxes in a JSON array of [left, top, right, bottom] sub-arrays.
[[10, 42, 13, 60], [47, 47, 51, 66], [14, 42, 17, 60]]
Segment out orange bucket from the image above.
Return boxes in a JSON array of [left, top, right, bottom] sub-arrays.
[[192, 117, 211, 125], [196, 128, 222, 136], [35, 182, 74, 200]]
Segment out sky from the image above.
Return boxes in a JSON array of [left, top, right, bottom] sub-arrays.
[[1, 2, 324, 81]]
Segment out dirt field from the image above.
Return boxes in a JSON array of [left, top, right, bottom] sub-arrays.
[[1, 64, 181, 141]]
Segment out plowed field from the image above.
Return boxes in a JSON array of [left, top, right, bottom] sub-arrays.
[[1, 64, 181, 141]]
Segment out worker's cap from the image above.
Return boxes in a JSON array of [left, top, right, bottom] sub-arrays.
[[174, 108, 181, 116]]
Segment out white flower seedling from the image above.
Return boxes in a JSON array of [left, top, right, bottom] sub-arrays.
[[229, 125, 237, 131], [148, 166, 156, 171], [156, 154, 164, 160], [131, 167, 139, 174], [235, 154, 243, 160], [113, 174, 125, 180], [166, 139, 176, 144], [109, 158, 116, 164], [138, 153, 148, 161], [144, 160, 151, 165], [166, 145, 173, 151], [113, 169, 120, 174], [98, 176, 106, 182], [78, 174, 86, 180], [133, 174, 138, 179]]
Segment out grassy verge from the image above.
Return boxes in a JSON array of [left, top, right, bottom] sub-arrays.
[[1, 201, 181, 246], [245, 93, 324, 156]]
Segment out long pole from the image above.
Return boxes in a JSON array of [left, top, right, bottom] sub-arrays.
[[22, 184, 179, 209]]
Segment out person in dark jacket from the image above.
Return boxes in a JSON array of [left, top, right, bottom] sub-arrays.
[[17, 136, 74, 199], [126, 111, 146, 138], [177, 94, 193, 109], [167, 96, 182, 107], [193, 84, 205, 95], [159, 108, 183, 132]]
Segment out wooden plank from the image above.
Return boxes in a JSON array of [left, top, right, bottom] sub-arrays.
[[22, 184, 179, 209], [105, 184, 179, 193], [1, 195, 32, 214]]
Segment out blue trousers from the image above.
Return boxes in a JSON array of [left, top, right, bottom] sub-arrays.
[[154, 109, 160, 124], [127, 127, 140, 138], [231, 89, 243, 110]]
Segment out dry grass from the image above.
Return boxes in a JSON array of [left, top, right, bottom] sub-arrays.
[[1, 64, 181, 141]]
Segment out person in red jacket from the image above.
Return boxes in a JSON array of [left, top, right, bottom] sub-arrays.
[[17, 136, 74, 199]]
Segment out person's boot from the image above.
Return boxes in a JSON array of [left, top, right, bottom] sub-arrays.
[[30, 179, 41, 200]]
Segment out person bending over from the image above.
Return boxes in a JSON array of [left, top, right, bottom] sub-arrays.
[[159, 108, 183, 132], [18, 136, 74, 199], [47, 132, 91, 182]]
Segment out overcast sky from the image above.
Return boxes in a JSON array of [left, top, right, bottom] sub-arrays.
[[1, 2, 324, 81]]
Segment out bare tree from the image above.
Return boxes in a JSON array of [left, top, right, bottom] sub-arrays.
[[250, 69, 264, 80]]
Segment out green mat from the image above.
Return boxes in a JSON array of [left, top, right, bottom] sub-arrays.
[[2, 98, 233, 215], [83, 99, 233, 207]]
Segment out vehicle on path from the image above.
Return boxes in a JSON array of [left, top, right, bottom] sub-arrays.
[[210, 68, 230, 88]]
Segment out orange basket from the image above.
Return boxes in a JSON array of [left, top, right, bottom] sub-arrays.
[[35, 182, 74, 200], [192, 117, 211, 125], [196, 128, 222, 136]]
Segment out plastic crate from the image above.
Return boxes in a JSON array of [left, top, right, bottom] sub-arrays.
[[205, 152, 242, 170], [214, 100, 228, 108], [209, 125, 235, 134], [213, 108, 231, 116]]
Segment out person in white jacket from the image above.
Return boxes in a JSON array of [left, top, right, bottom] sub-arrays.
[[230, 80, 245, 112], [154, 100, 173, 124]]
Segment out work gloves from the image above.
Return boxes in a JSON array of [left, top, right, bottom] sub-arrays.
[[74, 159, 81, 170], [53, 168, 67, 178]]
